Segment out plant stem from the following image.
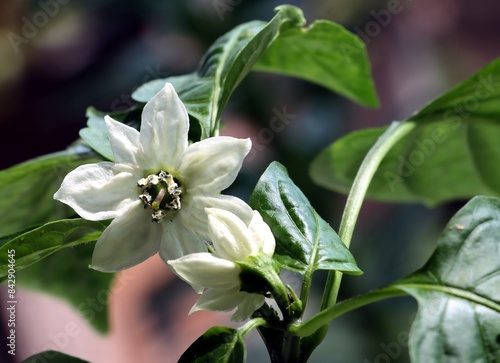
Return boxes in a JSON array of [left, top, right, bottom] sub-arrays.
[[239, 318, 268, 337], [292, 287, 407, 337], [321, 120, 416, 309], [299, 121, 416, 360], [298, 121, 416, 357]]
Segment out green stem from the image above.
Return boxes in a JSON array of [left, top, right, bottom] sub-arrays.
[[321, 121, 416, 310], [293, 287, 407, 337], [299, 121, 416, 357], [239, 318, 268, 338]]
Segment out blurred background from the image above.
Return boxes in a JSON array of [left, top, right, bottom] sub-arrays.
[[1, 0, 499, 362]]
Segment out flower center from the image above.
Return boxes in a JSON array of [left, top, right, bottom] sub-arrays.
[[137, 170, 182, 222]]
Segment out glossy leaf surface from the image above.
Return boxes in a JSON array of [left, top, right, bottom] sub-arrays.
[[0, 218, 106, 279], [179, 326, 245, 363], [250, 162, 361, 275], [391, 196, 500, 362]]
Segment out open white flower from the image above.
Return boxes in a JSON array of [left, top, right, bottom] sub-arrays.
[[54, 83, 253, 272], [168, 207, 276, 322]]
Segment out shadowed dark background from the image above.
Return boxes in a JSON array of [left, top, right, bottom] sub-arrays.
[[1, 0, 499, 362]]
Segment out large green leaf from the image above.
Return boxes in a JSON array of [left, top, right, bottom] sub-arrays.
[[132, 5, 377, 137], [310, 58, 500, 206], [391, 196, 500, 362], [0, 218, 107, 279], [179, 326, 245, 363], [0, 145, 101, 235], [250, 162, 361, 275], [22, 351, 90, 363], [17, 242, 115, 333], [253, 20, 378, 107]]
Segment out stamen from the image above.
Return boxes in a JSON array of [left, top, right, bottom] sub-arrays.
[[137, 170, 182, 222]]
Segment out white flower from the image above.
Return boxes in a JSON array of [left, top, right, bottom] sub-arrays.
[[168, 207, 276, 322], [54, 83, 253, 272]]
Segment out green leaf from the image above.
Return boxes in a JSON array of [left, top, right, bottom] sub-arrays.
[[250, 162, 361, 275], [17, 242, 115, 333], [253, 20, 378, 107], [133, 5, 377, 137], [179, 326, 245, 363], [79, 106, 140, 161], [0, 218, 107, 279], [133, 5, 305, 138], [79, 107, 115, 161], [22, 351, 90, 362], [391, 196, 500, 362], [310, 58, 500, 205], [0, 145, 102, 235]]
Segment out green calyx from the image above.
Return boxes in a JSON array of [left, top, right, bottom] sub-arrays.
[[237, 253, 303, 321], [237, 253, 279, 296]]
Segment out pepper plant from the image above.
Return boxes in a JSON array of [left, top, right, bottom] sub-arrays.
[[1, 5, 499, 363]]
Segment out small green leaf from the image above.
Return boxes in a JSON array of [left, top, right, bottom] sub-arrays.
[[79, 107, 115, 161], [250, 162, 361, 275], [390, 196, 500, 362], [0, 218, 107, 279], [0, 145, 101, 235], [311, 58, 500, 205], [17, 242, 115, 333], [22, 351, 90, 362], [179, 326, 245, 363], [254, 20, 378, 107]]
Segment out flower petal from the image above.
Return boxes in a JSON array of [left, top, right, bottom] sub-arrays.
[[104, 116, 141, 165], [90, 202, 162, 272], [178, 136, 251, 194], [167, 253, 240, 289], [54, 162, 140, 220], [231, 293, 265, 322], [183, 194, 254, 236], [248, 211, 275, 257], [206, 208, 255, 261], [139, 83, 189, 170], [158, 219, 207, 262], [189, 287, 245, 315]]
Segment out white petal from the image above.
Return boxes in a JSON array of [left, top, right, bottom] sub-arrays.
[[182, 194, 253, 236], [168, 253, 240, 289], [189, 287, 245, 315], [90, 203, 162, 272], [54, 162, 140, 220], [231, 293, 266, 322], [158, 219, 207, 262], [139, 83, 189, 170], [248, 211, 275, 257], [104, 116, 141, 165], [206, 208, 255, 261], [177, 137, 251, 194]]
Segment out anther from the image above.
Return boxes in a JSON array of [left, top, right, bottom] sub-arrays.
[[137, 170, 183, 222]]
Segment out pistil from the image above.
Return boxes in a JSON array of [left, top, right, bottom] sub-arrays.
[[137, 170, 182, 222]]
